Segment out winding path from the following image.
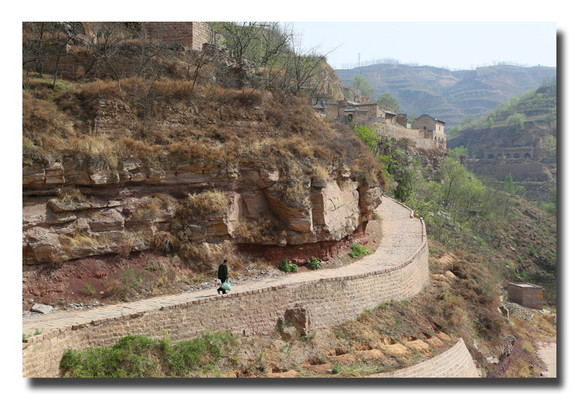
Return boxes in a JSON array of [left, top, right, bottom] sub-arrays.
[[536, 340, 557, 378], [23, 197, 481, 378], [23, 196, 423, 339]]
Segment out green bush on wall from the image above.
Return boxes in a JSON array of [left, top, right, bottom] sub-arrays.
[[280, 258, 298, 273], [306, 256, 322, 270], [349, 243, 370, 258]]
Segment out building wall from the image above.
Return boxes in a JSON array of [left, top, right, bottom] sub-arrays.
[[23, 214, 431, 378], [508, 283, 544, 309], [143, 22, 212, 50], [143, 22, 193, 48], [373, 123, 446, 151], [414, 115, 445, 138], [465, 159, 551, 182], [192, 22, 214, 50]]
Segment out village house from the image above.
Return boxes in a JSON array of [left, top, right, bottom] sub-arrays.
[[316, 99, 446, 151], [414, 114, 446, 142], [325, 100, 398, 124], [396, 113, 408, 128]]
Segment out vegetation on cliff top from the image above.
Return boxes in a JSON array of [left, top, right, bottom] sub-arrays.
[[23, 22, 385, 192], [22, 22, 386, 302]]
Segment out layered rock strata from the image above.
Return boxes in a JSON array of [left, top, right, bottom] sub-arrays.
[[23, 155, 382, 266]]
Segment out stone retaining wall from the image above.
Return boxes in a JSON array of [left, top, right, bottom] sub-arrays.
[[372, 338, 480, 378], [23, 202, 431, 378]]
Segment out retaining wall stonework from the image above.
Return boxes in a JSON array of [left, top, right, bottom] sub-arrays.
[[371, 338, 480, 378], [23, 198, 437, 377]]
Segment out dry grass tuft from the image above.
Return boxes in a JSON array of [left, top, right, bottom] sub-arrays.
[[185, 190, 229, 217], [24, 74, 387, 197], [57, 188, 87, 204]]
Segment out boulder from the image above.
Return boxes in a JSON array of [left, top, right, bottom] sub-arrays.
[[23, 227, 67, 264], [404, 339, 431, 353], [31, 303, 54, 314], [284, 305, 310, 336]]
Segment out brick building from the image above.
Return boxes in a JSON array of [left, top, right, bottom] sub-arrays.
[[143, 22, 213, 51], [508, 282, 545, 309]]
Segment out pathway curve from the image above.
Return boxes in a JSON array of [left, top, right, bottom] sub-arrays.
[[23, 196, 424, 339], [536, 340, 557, 378]]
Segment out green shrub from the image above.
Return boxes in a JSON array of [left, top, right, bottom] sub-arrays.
[[506, 112, 526, 132], [349, 243, 370, 258], [280, 258, 298, 273], [60, 335, 157, 378], [60, 332, 237, 378], [331, 363, 342, 374], [81, 282, 96, 297], [306, 256, 322, 270]]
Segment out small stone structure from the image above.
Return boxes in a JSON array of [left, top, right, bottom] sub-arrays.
[[143, 22, 214, 51], [507, 282, 544, 309]]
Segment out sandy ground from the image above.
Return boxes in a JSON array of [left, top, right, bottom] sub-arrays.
[[536, 340, 557, 378]]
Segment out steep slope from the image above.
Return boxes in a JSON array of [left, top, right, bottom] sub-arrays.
[[22, 22, 384, 308], [447, 81, 557, 202], [22, 76, 386, 307]]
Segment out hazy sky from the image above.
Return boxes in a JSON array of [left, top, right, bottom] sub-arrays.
[[290, 22, 557, 70]]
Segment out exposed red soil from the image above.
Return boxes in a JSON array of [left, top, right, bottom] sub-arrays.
[[23, 218, 380, 311], [23, 252, 176, 309]]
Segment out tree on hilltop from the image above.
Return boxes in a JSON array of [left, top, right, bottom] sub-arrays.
[[352, 75, 375, 100], [377, 93, 400, 112]]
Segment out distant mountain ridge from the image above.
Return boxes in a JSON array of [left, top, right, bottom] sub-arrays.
[[335, 63, 556, 127]]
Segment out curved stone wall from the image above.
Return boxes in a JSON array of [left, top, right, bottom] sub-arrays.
[[23, 198, 431, 377], [371, 338, 480, 378]]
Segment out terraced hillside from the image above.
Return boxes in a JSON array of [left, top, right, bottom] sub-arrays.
[[448, 81, 557, 202], [336, 63, 556, 127]]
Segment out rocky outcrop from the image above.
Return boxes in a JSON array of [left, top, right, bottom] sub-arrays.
[[23, 154, 382, 266]]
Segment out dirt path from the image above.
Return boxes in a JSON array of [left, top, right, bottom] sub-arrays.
[[23, 196, 424, 338], [536, 340, 557, 377]]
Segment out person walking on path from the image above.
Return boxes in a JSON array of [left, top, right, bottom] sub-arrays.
[[217, 259, 229, 295]]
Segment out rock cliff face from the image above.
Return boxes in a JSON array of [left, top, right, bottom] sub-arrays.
[[23, 153, 382, 267], [22, 40, 386, 304]]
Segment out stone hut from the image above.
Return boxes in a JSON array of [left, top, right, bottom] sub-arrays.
[[143, 22, 213, 51], [414, 114, 446, 142], [508, 282, 545, 309], [337, 100, 388, 123], [380, 109, 397, 124]]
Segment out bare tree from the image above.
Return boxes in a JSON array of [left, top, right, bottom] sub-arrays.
[[185, 50, 214, 97], [280, 37, 329, 97], [254, 22, 292, 91], [84, 23, 125, 91], [22, 22, 47, 75], [212, 21, 260, 68], [51, 30, 73, 88]]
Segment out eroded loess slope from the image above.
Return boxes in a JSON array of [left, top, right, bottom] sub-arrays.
[[23, 77, 386, 307]]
